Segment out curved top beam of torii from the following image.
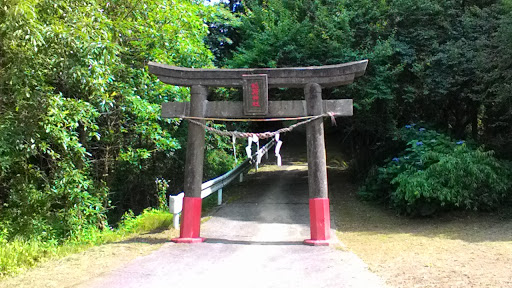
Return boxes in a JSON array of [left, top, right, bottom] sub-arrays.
[[148, 59, 368, 88]]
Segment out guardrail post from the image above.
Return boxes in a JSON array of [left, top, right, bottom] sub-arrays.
[[173, 213, 180, 230], [217, 188, 223, 205], [304, 83, 331, 246], [239, 173, 243, 182]]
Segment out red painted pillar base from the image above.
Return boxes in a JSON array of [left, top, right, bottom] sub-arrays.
[[171, 197, 205, 243], [304, 198, 331, 246]]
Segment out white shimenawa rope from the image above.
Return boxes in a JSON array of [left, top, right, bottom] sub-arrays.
[[187, 113, 336, 166]]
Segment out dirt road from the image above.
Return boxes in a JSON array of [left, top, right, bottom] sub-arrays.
[[79, 164, 384, 288]]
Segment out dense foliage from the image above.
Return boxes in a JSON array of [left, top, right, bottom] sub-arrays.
[[360, 126, 512, 215], [212, 0, 512, 214], [0, 0, 234, 243]]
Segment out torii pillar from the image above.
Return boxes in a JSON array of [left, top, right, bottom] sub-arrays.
[[149, 60, 368, 245], [304, 83, 330, 245]]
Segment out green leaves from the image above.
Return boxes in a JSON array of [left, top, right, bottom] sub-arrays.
[[230, 0, 355, 68], [0, 0, 228, 243], [360, 126, 512, 216]]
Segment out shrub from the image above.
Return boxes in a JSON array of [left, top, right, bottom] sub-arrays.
[[359, 125, 512, 216]]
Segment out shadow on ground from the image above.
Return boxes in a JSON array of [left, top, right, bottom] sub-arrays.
[[115, 236, 171, 245]]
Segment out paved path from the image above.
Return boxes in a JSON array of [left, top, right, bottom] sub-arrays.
[[82, 165, 384, 288]]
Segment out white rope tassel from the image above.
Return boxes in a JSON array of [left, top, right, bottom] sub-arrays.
[[245, 137, 253, 159], [232, 135, 237, 164], [254, 135, 262, 166], [275, 133, 283, 166]]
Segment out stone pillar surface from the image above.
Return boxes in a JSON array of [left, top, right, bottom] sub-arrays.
[[304, 83, 331, 246], [172, 85, 207, 243]]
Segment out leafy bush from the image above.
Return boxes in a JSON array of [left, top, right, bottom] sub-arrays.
[[360, 126, 512, 215]]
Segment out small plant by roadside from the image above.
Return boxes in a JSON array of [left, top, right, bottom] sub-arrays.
[[359, 125, 512, 216]]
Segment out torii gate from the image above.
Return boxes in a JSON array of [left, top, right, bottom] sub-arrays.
[[149, 60, 368, 245]]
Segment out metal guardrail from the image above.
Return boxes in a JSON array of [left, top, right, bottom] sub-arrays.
[[169, 138, 276, 229]]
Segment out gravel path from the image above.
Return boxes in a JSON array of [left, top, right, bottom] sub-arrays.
[[80, 165, 384, 288]]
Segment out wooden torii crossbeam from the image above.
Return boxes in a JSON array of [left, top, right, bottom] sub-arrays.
[[149, 60, 368, 245]]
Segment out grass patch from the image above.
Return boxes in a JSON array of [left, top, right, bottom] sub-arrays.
[[116, 208, 173, 235], [0, 209, 173, 278]]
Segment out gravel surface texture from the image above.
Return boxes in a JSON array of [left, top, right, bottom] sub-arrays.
[[81, 165, 384, 288]]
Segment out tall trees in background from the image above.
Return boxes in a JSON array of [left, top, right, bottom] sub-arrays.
[[219, 0, 512, 166], [387, 0, 512, 158], [221, 0, 398, 174], [481, 2, 512, 158], [217, 0, 512, 214]]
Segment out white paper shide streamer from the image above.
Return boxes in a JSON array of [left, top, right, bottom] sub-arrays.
[[275, 134, 283, 166]]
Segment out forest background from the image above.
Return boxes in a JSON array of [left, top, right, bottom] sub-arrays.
[[1, 0, 511, 275]]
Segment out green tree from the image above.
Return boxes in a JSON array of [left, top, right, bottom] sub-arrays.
[[0, 0, 234, 241], [480, 1, 512, 158], [227, 0, 398, 175]]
